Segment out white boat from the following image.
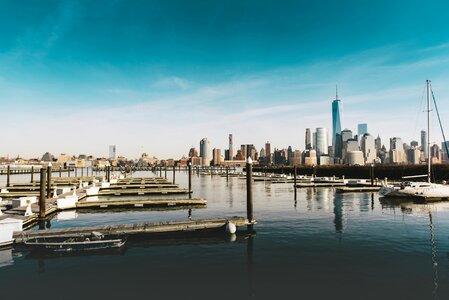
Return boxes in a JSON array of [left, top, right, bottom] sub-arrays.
[[380, 80, 449, 201]]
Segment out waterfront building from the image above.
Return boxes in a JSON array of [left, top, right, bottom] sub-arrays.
[[421, 130, 427, 159], [305, 128, 312, 150], [109, 145, 116, 160], [407, 148, 421, 165], [315, 128, 329, 156], [265, 142, 272, 165], [357, 123, 368, 137], [304, 149, 317, 166], [200, 138, 210, 166], [431, 144, 441, 164], [389, 137, 406, 164], [347, 151, 364, 165], [235, 149, 244, 161], [191, 156, 202, 166], [228, 134, 234, 161], [319, 155, 331, 165], [332, 89, 342, 158], [361, 133, 376, 164], [212, 148, 222, 166], [274, 148, 287, 165], [291, 150, 302, 166], [224, 149, 230, 161], [343, 139, 360, 164]]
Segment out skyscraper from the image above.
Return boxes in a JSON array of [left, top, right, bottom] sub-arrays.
[[228, 134, 234, 161], [305, 128, 312, 150], [315, 128, 329, 156], [421, 130, 428, 158], [358, 123, 368, 137], [199, 138, 210, 166], [109, 145, 116, 160], [332, 87, 342, 155], [265, 142, 271, 164], [361, 133, 376, 164]]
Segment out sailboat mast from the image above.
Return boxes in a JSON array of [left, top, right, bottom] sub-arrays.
[[427, 79, 431, 183]]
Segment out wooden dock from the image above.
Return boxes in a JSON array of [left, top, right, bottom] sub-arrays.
[[13, 217, 253, 243], [295, 182, 346, 188], [77, 198, 207, 209], [336, 186, 381, 193]]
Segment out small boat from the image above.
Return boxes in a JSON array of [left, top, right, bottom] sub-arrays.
[[23, 232, 126, 252]]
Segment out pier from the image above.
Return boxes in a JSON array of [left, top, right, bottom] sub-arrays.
[[13, 217, 252, 243]]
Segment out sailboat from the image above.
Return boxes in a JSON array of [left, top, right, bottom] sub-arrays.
[[379, 80, 449, 201]]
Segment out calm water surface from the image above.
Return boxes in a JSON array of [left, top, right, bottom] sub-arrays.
[[1, 170, 449, 299]]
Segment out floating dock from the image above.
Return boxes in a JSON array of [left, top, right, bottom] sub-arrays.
[[13, 217, 253, 243], [336, 186, 381, 193]]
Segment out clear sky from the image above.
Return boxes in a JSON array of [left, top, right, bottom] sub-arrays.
[[2, 0, 449, 159]]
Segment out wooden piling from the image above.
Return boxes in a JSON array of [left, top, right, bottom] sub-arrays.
[[173, 165, 176, 184], [294, 165, 297, 201], [68, 166, 71, 177], [81, 167, 84, 177], [39, 168, 47, 219], [246, 157, 254, 230], [165, 166, 167, 179], [75, 167, 78, 177], [31, 166, 34, 183], [59, 167, 62, 177], [188, 163, 192, 199], [6, 165, 10, 187], [46, 165, 52, 199], [370, 164, 374, 186]]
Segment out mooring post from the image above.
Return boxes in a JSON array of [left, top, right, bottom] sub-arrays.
[[31, 166, 34, 183], [39, 168, 47, 219], [173, 165, 176, 184], [75, 167, 78, 178], [188, 163, 192, 199], [370, 163, 374, 186], [159, 166, 162, 177], [246, 157, 254, 230], [226, 166, 229, 180], [6, 165, 10, 187], [81, 167, 84, 177], [59, 167, 62, 177], [165, 166, 167, 179], [294, 165, 297, 201], [46, 164, 52, 199]]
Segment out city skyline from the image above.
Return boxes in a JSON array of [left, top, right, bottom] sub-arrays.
[[2, 1, 449, 158]]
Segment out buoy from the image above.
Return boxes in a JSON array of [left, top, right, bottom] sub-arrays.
[[229, 233, 237, 242], [225, 222, 236, 234]]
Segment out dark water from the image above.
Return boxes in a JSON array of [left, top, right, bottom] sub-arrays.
[[1, 171, 449, 299]]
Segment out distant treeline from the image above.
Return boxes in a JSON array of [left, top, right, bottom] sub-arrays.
[[252, 164, 449, 182]]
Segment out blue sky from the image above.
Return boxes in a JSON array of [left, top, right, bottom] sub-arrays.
[[2, 0, 449, 159]]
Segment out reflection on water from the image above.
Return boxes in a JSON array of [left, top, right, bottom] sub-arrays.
[[2, 172, 449, 299]]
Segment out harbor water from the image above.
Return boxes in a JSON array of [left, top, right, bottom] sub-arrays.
[[1, 170, 449, 299]]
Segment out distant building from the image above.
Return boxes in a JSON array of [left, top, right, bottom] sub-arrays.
[[228, 134, 234, 161], [407, 148, 421, 165], [41, 152, 54, 162], [390, 137, 406, 164], [375, 135, 382, 156], [212, 148, 222, 166], [188, 148, 198, 158], [357, 123, 368, 137], [347, 151, 364, 165], [109, 145, 116, 160], [431, 144, 441, 164], [265, 142, 272, 165], [315, 128, 329, 156], [332, 89, 342, 158], [191, 156, 202, 166], [304, 150, 317, 166], [361, 133, 376, 164], [343, 139, 359, 164], [421, 130, 428, 159], [305, 128, 312, 150], [200, 138, 210, 166]]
